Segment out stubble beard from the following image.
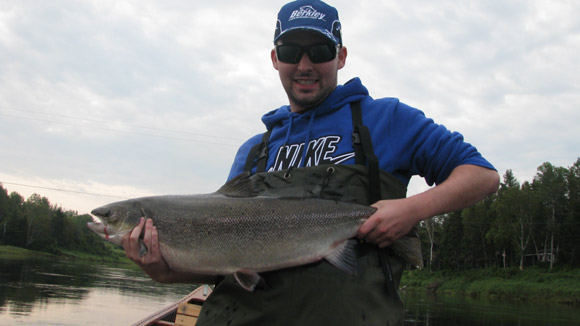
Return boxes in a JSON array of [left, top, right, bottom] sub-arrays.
[[288, 83, 336, 112]]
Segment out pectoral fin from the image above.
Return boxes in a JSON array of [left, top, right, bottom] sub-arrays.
[[325, 239, 358, 275], [234, 270, 267, 291]]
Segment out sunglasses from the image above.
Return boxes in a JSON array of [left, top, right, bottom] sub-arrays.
[[275, 43, 339, 64]]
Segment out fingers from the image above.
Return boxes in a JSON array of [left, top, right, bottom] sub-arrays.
[[141, 219, 162, 263], [149, 224, 161, 259], [357, 216, 376, 240], [122, 217, 145, 261], [122, 217, 161, 265], [358, 200, 405, 248], [358, 216, 396, 248]]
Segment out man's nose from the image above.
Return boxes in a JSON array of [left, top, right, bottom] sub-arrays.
[[296, 52, 314, 71]]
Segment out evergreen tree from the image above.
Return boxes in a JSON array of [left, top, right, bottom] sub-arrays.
[[437, 211, 464, 270], [533, 162, 568, 270]]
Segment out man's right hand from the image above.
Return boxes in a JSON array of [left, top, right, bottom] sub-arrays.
[[122, 217, 217, 284], [122, 217, 176, 283]]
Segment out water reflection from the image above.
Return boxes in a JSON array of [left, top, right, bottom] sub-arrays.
[[403, 289, 580, 326], [0, 257, 195, 325], [2, 257, 580, 325]]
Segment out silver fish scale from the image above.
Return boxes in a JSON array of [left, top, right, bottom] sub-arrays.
[[141, 194, 375, 274]]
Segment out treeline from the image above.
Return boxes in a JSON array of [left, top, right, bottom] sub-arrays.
[[0, 186, 117, 257], [420, 158, 580, 271]]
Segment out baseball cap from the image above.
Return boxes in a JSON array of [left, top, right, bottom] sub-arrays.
[[274, 0, 342, 46]]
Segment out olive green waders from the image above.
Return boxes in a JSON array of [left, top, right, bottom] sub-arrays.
[[195, 165, 411, 326]]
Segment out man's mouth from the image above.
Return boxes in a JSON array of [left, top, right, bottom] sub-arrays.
[[294, 78, 318, 88], [295, 79, 318, 86]]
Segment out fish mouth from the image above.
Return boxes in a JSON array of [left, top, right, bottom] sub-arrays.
[[87, 221, 105, 234], [87, 221, 110, 240], [88, 209, 135, 247]]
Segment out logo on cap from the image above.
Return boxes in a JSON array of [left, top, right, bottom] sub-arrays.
[[289, 5, 326, 21]]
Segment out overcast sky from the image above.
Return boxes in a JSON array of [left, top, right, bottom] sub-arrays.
[[1, 0, 579, 214]]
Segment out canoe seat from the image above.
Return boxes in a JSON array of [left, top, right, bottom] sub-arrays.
[[175, 302, 202, 326]]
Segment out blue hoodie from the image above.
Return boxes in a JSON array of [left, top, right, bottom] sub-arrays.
[[228, 78, 495, 187]]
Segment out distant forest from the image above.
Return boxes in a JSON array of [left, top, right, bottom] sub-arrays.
[[420, 158, 580, 271], [0, 187, 117, 257], [1, 157, 579, 271]]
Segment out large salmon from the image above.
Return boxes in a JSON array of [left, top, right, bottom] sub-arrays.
[[88, 173, 422, 291]]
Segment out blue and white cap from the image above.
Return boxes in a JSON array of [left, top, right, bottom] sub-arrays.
[[274, 0, 342, 45]]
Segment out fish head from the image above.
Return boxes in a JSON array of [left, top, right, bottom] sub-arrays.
[[88, 200, 144, 246]]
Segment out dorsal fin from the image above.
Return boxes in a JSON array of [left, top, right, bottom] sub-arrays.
[[215, 172, 261, 198]]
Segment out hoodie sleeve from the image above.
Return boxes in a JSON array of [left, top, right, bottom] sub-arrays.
[[227, 134, 264, 181], [370, 99, 495, 186]]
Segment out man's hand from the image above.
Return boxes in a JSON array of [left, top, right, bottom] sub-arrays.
[[122, 217, 175, 283], [358, 164, 499, 248], [122, 217, 218, 284], [358, 199, 418, 248]]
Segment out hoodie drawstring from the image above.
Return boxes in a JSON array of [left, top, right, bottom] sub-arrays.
[[282, 113, 294, 149], [300, 111, 317, 167]]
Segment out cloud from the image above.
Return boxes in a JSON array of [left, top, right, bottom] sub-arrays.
[[1, 0, 579, 213]]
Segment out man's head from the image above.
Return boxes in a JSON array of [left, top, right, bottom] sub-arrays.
[[271, 0, 347, 113]]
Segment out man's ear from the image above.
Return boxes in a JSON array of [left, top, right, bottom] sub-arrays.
[[271, 48, 279, 70], [337, 46, 347, 70]]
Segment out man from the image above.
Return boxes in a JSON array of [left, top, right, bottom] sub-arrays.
[[123, 0, 500, 325]]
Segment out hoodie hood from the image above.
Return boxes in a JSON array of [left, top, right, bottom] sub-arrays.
[[261, 77, 369, 130]]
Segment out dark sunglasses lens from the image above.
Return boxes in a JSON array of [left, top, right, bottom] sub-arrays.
[[308, 44, 336, 63], [276, 44, 337, 64], [276, 45, 302, 63]]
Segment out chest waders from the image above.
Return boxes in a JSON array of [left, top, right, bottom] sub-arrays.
[[197, 102, 413, 326]]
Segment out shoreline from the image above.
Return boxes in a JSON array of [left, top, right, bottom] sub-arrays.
[[401, 267, 580, 306], [0, 245, 136, 268]]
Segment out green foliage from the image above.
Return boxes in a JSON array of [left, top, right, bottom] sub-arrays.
[[421, 157, 580, 271], [0, 183, 119, 259], [402, 267, 580, 304]]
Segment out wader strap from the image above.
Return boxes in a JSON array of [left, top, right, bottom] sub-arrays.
[[350, 101, 382, 204], [243, 129, 272, 173], [379, 249, 401, 302], [351, 101, 399, 301]]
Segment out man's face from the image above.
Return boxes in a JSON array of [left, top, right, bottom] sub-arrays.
[[271, 31, 347, 113]]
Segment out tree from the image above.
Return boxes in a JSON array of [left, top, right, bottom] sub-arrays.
[[561, 158, 580, 265], [436, 211, 464, 270], [22, 194, 56, 251], [420, 215, 443, 270], [0, 184, 9, 243], [533, 162, 568, 271], [492, 180, 537, 270], [1, 192, 26, 247], [462, 195, 495, 268]]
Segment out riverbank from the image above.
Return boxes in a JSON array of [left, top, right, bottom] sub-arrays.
[[0, 245, 135, 268], [401, 267, 580, 305]]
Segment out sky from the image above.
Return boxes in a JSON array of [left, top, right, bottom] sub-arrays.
[[1, 0, 579, 215]]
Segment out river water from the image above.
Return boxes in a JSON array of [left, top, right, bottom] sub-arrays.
[[1, 257, 579, 325]]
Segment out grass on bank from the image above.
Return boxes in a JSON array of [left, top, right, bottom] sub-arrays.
[[0, 245, 135, 268], [401, 266, 580, 305], [0, 245, 54, 259]]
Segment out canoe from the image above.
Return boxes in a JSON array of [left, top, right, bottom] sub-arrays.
[[132, 284, 213, 326]]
